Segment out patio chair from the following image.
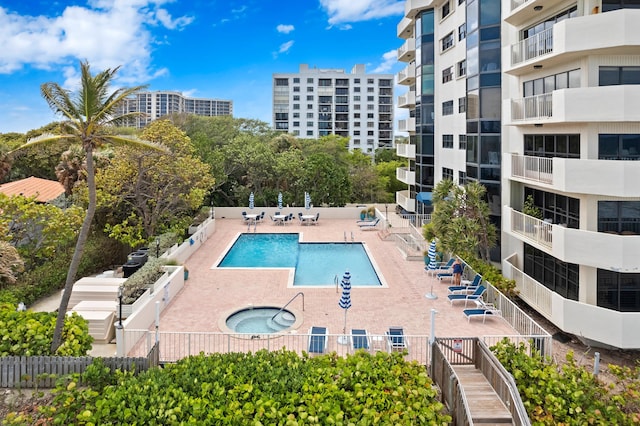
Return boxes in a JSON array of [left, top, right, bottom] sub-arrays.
[[308, 326, 328, 354], [463, 301, 502, 323], [447, 285, 486, 307], [385, 327, 408, 352], [297, 212, 304, 224], [358, 217, 380, 230], [448, 274, 482, 294], [310, 212, 320, 225], [350, 329, 371, 351]]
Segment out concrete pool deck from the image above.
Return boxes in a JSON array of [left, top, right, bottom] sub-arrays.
[[159, 218, 517, 340]]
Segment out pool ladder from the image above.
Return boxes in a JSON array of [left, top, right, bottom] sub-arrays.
[[270, 292, 304, 321], [344, 231, 355, 243]]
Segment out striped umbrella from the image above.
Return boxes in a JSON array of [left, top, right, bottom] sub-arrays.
[[338, 270, 352, 336], [426, 240, 438, 272], [305, 192, 312, 210], [277, 192, 283, 210], [249, 192, 255, 210]]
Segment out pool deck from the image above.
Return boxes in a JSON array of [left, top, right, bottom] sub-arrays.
[[160, 218, 516, 339]]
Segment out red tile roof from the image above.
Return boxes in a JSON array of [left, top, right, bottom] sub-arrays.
[[0, 176, 65, 203]]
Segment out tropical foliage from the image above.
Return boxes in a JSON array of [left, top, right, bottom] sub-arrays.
[[492, 339, 640, 424], [0, 302, 92, 356], [5, 350, 451, 425]]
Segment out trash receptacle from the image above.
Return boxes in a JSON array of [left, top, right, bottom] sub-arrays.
[[128, 251, 148, 266], [122, 261, 142, 278]]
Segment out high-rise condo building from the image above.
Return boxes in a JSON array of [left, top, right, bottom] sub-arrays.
[[117, 91, 233, 128], [501, 0, 640, 349], [272, 64, 394, 154]]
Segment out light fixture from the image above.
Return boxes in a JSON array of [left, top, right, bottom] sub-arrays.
[[533, 64, 543, 69], [534, 5, 543, 11], [118, 286, 123, 327], [534, 123, 544, 127]]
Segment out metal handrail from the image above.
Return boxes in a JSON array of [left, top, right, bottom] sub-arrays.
[[271, 292, 304, 321]]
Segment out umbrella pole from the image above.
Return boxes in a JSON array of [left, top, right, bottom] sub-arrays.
[[338, 309, 348, 345]]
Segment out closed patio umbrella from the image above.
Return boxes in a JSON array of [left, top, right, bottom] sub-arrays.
[[425, 240, 438, 299], [305, 192, 311, 210], [338, 270, 352, 344], [249, 192, 255, 210], [277, 192, 283, 210]]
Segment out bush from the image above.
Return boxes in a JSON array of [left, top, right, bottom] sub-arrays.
[[0, 302, 93, 356], [121, 257, 166, 304], [463, 256, 518, 298]]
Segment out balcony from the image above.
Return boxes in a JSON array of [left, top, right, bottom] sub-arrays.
[[396, 143, 416, 159], [397, 63, 416, 86], [505, 207, 640, 270], [507, 9, 640, 75], [396, 167, 415, 185], [397, 38, 416, 63], [506, 0, 555, 27], [398, 117, 416, 133], [404, 0, 432, 19], [398, 91, 416, 109], [503, 255, 640, 349], [507, 86, 640, 125], [396, 190, 416, 213], [508, 154, 640, 197], [397, 16, 413, 39]]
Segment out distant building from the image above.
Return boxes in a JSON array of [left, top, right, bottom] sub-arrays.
[[272, 64, 394, 154], [0, 176, 65, 203], [117, 91, 233, 128]]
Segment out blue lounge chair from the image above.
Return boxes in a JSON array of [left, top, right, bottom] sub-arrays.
[[424, 258, 455, 274], [385, 327, 408, 352], [350, 329, 371, 351], [447, 285, 486, 307], [358, 217, 380, 230], [308, 326, 328, 354], [448, 274, 482, 294], [463, 301, 501, 323]]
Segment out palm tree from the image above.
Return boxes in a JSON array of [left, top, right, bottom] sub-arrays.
[[13, 61, 162, 352]]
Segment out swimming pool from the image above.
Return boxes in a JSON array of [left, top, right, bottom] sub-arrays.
[[217, 233, 383, 287]]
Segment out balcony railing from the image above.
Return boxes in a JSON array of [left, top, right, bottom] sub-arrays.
[[503, 253, 553, 319], [510, 154, 553, 184], [511, 93, 552, 121], [396, 190, 416, 213], [398, 117, 416, 133], [397, 38, 415, 62], [396, 143, 416, 158], [510, 208, 553, 249], [397, 63, 415, 85], [511, 27, 553, 65], [396, 167, 415, 184]]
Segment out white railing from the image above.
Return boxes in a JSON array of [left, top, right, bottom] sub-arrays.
[[511, 93, 553, 121], [397, 38, 415, 61], [511, 154, 553, 184], [396, 167, 415, 184], [396, 143, 416, 158], [397, 63, 415, 85], [511, 27, 553, 65], [510, 0, 529, 11], [503, 253, 553, 319], [396, 190, 416, 212], [510, 208, 553, 249], [126, 331, 431, 365], [398, 117, 416, 132]]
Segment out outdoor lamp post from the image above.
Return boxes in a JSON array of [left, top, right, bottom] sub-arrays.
[[118, 286, 123, 327], [155, 238, 160, 258]]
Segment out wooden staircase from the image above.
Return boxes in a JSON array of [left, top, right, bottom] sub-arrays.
[[453, 365, 513, 425]]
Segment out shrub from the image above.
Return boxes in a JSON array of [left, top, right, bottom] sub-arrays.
[[121, 257, 166, 304]]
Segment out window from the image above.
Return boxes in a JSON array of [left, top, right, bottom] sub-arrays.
[[600, 66, 640, 86], [354, 87, 360, 93], [368, 130, 374, 135], [354, 104, 361, 110], [524, 188, 580, 228], [354, 78, 360, 84], [354, 95, 360, 101], [458, 170, 467, 184], [293, 104, 300, 110], [598, 201, 640, 234], [293, 95, 300, 101], [441, 31, 454, 51], [367, 87, 374, 93], [307, 78, 313, 83], [354, 130, 360, 135], [293, 86, 300, 92], [524, 134, 580, 158], [442, 100, 454, 115], [367, 96, 374, 102], [307, 95, 314, 101], [442, 66, 453, 83], [293, 121, 299, 127], [524, 243, 579, 301], [367, 104, 374, 110], [459, 134, 467, 149], [307, 130, 313, 136], [307, 104, 313, 109], [293, 113, 300, 118], [457, 60, 466, 77], [441, 1, 451, 19], [459, 97, 467, 113], [442, 134, 454, 148], [275, 78, 289, 86], [458, 23, 466, 41], [442, 167, 454, 180], [354, 113, 360, 118], [523, 69, 580, 96], [367, 79, 374, 84], [599, 134, 640, 160], [597, 269, 640, 312], [307, 87, 314, 92], [367, 122, 374, 128], [319, 79, 331, 87], [293, 78, 300, 83], [292, 130, 300, 136], [307, 122, 314, 127], [306, 113, 313, 118]]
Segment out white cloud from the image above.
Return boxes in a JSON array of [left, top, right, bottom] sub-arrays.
[[276, 24, 294, 34], [319, 0, 404, 25], [0, 2, 193, 84], [279, 40, 294, 54], [371, 49, 397, 73]]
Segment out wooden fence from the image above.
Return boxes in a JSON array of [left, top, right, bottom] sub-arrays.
[[0, 343, 158, 388]]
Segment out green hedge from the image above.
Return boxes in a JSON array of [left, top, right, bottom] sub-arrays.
[[8, 350, 451, 425]]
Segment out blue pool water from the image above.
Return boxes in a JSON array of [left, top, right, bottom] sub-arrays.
[[218, 233, 382, 286]]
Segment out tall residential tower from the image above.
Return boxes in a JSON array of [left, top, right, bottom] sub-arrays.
[[272, 64, 394, 154]]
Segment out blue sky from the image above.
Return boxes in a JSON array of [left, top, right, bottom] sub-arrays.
[[0, 0, 408, 134]]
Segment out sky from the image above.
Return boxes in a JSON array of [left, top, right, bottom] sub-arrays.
[[0, 0, 409, 134]]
